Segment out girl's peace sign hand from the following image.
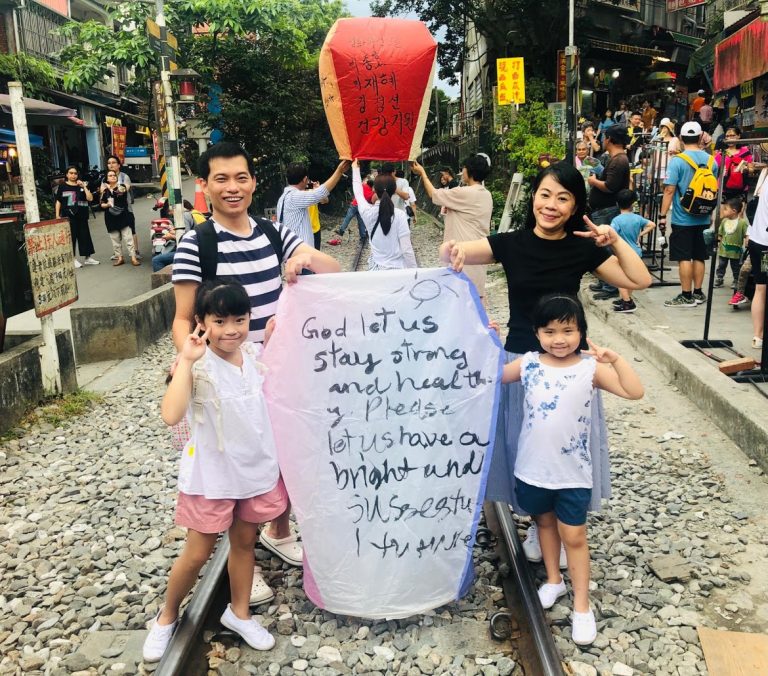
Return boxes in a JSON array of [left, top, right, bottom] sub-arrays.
[[582, 338, 619, 364], [180, 323, 209, 363], [574, 215, 618, 247]]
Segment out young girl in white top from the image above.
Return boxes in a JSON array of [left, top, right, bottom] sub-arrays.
[[502, 294, 643, 645], [143, 280, 287, 662], [352, 159, 417, 270]]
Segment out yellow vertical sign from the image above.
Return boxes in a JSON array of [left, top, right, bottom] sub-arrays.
[[497, 58, 525, 106]]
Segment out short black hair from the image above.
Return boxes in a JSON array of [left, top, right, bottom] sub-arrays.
[[286, 162, 308, 185], [198, 142, 255, 180], [441, 167, 454, 177], [194, 280, 251, 320], [630, 110, 643, 118], [183, 199, 193, 210], [531, 293, 588, 344], [463, 154, 490, 182], [616, 189, 637, 210], [395, 169, 405, 178], [724, 196, 744, 211], [527, 163, 587, 234], [106, 154, 123, 167], [725, 125, 742, 137], [380, 162, 396, 175]]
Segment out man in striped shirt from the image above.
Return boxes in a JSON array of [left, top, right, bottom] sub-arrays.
[[172, 143, 342, 346], [276, 161, 349, 247], [170, 142, 341, 591]]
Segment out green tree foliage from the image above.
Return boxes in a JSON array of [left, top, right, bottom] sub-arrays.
[[371, 0, 580, 85], [500, 99, 564, 180], [56, 0, 345, 205], [422, 87, 451, 147], [0, 54, 58, 98]]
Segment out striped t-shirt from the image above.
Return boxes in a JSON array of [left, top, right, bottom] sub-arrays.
[[172, 217, 301, 343]]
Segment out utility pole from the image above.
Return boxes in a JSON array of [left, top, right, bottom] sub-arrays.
[[565, 0, 578, 164], [9, 81, 61, 395], [154, 0, 184, 237]]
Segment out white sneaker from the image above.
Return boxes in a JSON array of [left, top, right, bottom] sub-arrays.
[[250, 567, 275, 606], [110, 254, 118, 260], [753, 337, 763, 349], [74, 258, 82, 269], [522, 524, 568, 569], [220, 604, 275, 650], [142, 612, 177, 663], [571, 608, 597, 645], [83, 257, 100, 265], [537, 579, 567, 609]]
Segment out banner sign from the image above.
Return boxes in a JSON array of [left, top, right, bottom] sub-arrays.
[[666, 0, 706, 10], [319, 18, 436, 161], [497, 57, 525, 106], [556, 51, 566, 102], [264, 269, 502, 619], [755, 78, 768, 130], [24, 219, 78, 317], [111, 126, 127, 163]]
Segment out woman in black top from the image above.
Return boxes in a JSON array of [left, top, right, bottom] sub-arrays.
[[439, 162, 650, 519], [55, 166, 98, 268], [100, 169, 139, 266]]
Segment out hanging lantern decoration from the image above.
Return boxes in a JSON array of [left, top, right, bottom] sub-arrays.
[[319, 17, 437, 161], [179, 80, 196, 102]]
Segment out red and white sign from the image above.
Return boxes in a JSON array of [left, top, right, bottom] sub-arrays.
[[319, 18, 437, 161], [24, 219, 78, 317], [666, 0, 706, 11], [111, 125, 127, 163]]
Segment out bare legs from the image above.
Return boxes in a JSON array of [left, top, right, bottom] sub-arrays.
[[535, 513, 590, 613], [678, 259, 705, 293]]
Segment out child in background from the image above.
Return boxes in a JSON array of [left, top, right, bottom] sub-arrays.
[[143, 280, 286, 662], [610, 190, 655, 313], [502, 294, 643, 645], [715, 197, 749, 288]]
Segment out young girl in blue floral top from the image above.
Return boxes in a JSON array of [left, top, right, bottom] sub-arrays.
[[502, 294, 643, 645]]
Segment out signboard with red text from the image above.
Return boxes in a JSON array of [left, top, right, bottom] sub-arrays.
[[24, 219, 78, 317]]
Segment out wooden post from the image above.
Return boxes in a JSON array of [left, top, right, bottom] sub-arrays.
[[9, 81, 62, 395]]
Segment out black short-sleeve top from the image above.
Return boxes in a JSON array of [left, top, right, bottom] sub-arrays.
[[488, 228, 611, 353]]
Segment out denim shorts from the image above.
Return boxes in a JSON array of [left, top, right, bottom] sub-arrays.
[[515, 479, 592, 526]]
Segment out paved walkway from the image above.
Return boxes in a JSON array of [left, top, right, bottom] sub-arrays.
[[6, 177, 198, 335]]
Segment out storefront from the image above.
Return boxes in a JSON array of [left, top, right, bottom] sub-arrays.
[[714, 18, 768, 132]]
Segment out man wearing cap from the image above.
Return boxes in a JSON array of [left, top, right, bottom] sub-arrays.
[[690, 90, 706, 121], [587, 125, 632, 300], [659, 121, 718, 308]]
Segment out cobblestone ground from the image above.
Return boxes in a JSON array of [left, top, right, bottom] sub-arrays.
[[1, 215, 766, 676]]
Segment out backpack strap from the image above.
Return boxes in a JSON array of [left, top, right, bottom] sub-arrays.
[[195, 217, 285, 283], [194, 219, 218, 282], [255, 217, 284, 265]]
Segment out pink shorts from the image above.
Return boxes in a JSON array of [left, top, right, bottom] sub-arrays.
[[175, 477, 289, 534]]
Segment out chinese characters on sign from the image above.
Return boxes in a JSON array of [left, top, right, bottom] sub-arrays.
[[497, 58, 525, 106], [556, 51, 567, 103], [24, 219, 78, 317], [264, 269, 502, 618], [666, 0, 706, 11], [111, 126, 127, 163], [319, 18, 436, 160]]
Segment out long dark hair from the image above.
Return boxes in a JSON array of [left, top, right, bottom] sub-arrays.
[[373, 174, 396, 236], [525, 163, 587, 234]]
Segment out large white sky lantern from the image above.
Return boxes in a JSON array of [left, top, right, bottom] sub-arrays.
[[264, 268, 503, 619]]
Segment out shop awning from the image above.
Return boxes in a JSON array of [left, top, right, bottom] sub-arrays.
[[0, 128, 44, 147], [0, 94, 84, 126], [686, 37, 715, 78], [668, 31, 703, 49], [715, 18, 768, 92]]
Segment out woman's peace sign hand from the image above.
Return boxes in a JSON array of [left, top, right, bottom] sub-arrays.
[[574, 215, 618, 247], [180, 323, 209, 363]]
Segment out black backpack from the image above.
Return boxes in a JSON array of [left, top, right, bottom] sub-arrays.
[[194, 218, 284, 281]]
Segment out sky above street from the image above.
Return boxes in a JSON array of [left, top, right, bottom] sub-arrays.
[[343, 0, 460, 98]]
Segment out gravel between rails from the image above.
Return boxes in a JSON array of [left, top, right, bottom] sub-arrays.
[[1, 214, 766, 676]]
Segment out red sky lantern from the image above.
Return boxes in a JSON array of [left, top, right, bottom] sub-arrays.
[[319, 18, 437, 161]]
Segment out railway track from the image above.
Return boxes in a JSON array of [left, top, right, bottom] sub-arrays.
[[152, 218, 565, 675]]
